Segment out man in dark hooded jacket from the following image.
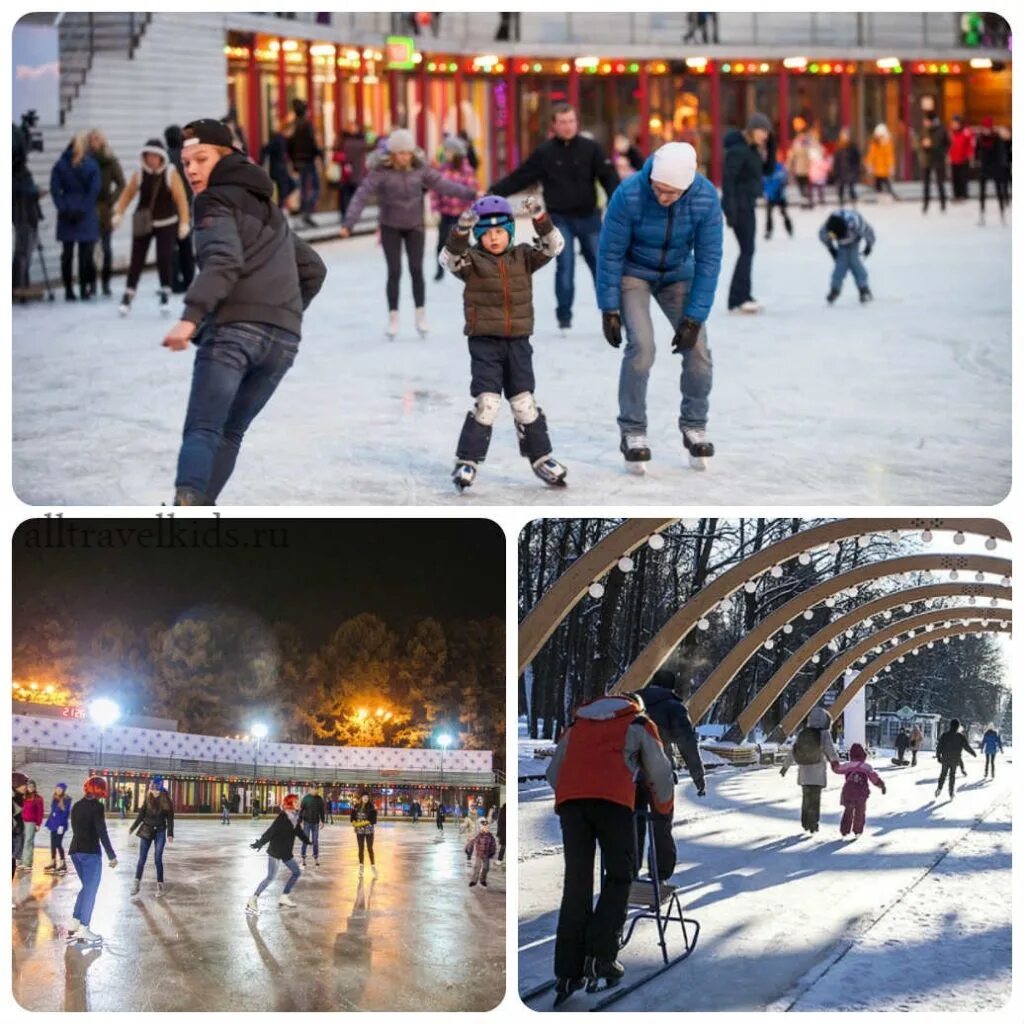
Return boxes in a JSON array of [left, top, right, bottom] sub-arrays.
[[162, 118, 326, 506], [934, 718, 976, 798], [633, 669, 706, 879], [722, 113, 770, 312]]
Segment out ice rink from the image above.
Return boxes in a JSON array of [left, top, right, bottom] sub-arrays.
[[13, 200, 1011, 505], [13, 817, 505, 1012], [519, 751, 1011, 1011]]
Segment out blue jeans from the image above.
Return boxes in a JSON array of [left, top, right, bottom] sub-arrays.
[[618, 275, 713, 434], [255, 856, 301, 896], [549, 212, 601, 325], [831, 246, 869, 293], [299, 163, 320, 214], [135, 830, 166, 882], [221, 807, 230, 823], [71, 852, 103, 927], [176, 322, 299, 499], [301, 823, 320, 859]]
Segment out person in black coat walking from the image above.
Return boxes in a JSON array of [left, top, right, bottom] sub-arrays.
[[299, 786, 326, 867], [722, 114, 770, 313], [919, 111, 950, 213], [491, 103, 619, 330], [934, 718, 976, 799], [975, 117, 1010, 224], [350, 792, 379, 877], [894, 727, 910, 764], [246, 793, 309, 914]]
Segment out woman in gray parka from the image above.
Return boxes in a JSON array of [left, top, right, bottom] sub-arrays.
[[339, 128, 478, 339], [780, 706, 840, 833]]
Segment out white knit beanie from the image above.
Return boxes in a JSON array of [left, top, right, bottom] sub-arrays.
[[387, 128, 416, 154], [650, 142, 697, 192]]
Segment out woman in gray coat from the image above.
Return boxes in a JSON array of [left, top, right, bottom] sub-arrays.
[[339, 128, 478, 339], [780, 706, 839, 833]]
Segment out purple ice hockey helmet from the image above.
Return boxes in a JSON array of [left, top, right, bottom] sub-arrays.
[[471, 194, 515, 241]]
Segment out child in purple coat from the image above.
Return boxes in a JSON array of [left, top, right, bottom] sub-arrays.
[[831, 742, 886, 837]]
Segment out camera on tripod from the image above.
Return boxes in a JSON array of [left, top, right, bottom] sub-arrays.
[[20, 109, 44, 153]]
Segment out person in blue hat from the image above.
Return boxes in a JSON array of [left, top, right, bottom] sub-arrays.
[[128, 776, 175, 898], [44, 782, 72, 875]]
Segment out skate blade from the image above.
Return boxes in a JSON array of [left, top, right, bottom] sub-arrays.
[[688, 455, 708, 471], [625, 461, 647, 476]]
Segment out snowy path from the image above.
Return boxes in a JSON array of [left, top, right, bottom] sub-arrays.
[[518, 754, 1011, 1010], [13, 201, 1010, 505]]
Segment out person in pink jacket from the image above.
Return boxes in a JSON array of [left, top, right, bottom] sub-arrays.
[[431, 136, 479, 281], [19, 779, 46, 871], [831, 742, 886, 838]]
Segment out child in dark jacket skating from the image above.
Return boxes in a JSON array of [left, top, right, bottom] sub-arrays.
[[441, 193, 566, 491], [466, 818, 497, 887], [830, 743, 886, 837], [820, 209, 875, 305], [44, 783, 71, 874], [246, 794, 310, 914], [763, 161, 793, 239]]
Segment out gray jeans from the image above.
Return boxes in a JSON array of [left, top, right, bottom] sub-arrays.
[[618, 275, 713, 435]]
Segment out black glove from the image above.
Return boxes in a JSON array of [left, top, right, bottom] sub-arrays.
[[862, 244, 872, 258], [249, 841, 260, 850], [602, 310, 623, 348], [671, 317, 702, 354], [827, 245, 838, 261]]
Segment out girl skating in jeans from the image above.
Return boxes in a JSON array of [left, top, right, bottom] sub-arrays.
[[247, 794, 309, 914], [66, 777, 118, 945], [129, 776, 175, 897], [350, 792, 378, 877]]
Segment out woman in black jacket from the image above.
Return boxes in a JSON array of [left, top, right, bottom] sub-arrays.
[[722, 114, 770, 312], [246, 793, 309, 914], [129, 776, 174, 897], [67, 776, 118, 945], [350, 792, 378, 877]]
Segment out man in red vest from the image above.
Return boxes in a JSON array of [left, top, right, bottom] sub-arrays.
[[546, 693, 675, 1003]]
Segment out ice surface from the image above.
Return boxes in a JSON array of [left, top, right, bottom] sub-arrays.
[[13, 818, 505, 1011], [519, 750, 1011, 1010], [12, 201, 1010, 505]]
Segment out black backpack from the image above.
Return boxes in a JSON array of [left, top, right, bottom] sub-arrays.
[[793, 726, 822, 765]]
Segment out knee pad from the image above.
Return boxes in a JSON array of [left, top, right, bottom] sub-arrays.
[[509, 391, 539, 425], [472, 392, 502, 426]]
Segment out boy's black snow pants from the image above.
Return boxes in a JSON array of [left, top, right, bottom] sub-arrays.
[[937, 763, 958, 796], [800, 785, 822, 832], [554, 799, 635, 979]]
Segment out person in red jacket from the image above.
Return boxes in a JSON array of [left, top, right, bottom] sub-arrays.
[[949, 114, 975, 201], [545, 693, 675, 1003], [830, 743, 886, 838], [18, 779, 45, 873]]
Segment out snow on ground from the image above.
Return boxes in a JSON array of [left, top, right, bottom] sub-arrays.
[[519, 751, 1011, 1010], [13, 201, 1010, 505], [13, 819, 504, 1012]]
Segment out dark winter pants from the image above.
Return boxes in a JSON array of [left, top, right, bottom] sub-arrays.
[[795, 174, 812, 206], [50, 829, 67, 863], [71, 852, 103, 927], [356, 831, 375, 865], [171, 230, 195, 293], [839, 800, 867, 836], [979, 173, 1008, 215], [765, 199, 792, 237], [910, 746, 919, 766], [13, 223, 38, 289], [176, 322, 299, 500], [800, 785, 823, 832], [549, 211, 601, 325], [298, 162, 320, 215], [61, 240, 96, 295], [435, 213, 459, 276], [922, 164, 947, 211], [951, 162, 970, 199], [126, 224, 175, 292], [135, 830, 167, 882], [984, 752, 997, 777], [380, 224, 426, 309], [873, 176, 897, 198], [727, 208, 756, 309], [635, 811, 677, 881], [470, 854, 491, 883], [301, 822, 320, 859], [554, 799, 635, 978], [99, 229, 114, 290], [937, 763, 958, 797], [837, 181, 858, 205]]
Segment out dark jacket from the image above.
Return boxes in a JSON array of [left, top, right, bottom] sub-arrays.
[[260, 133, 295, 195], [895, 731, 910, 756], [300, 793, 326, 825], [496, 803, 506, 844], [50, 148, 101, 243], [253, 811, 310, 861], [976, 131, 1010, 176], [443, 213, 561, 337], [341, 131, 368, 184], [350, 803, 378, 832], [919, 120, 950, 170], [183, 152, 326, 335], [491, 134, 619, 218], [94, 151, 126, 232], [68, 797, 116, 859], [981, 729, 1004, 755], [936, 727, 976, 766], [129, 792, 175, 839], [832, 142, 862, 185], [634, 684, 706, 792], [722, 129, 764, 225], [287, 117, 322, 168]]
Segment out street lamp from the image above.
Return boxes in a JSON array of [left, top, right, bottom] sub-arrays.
[[251, 722, 268, 817], [437, 732, 452, 813], [89, 698, 120, 784]]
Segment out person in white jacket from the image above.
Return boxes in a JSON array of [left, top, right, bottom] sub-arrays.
[[780, 706, 839, 833]]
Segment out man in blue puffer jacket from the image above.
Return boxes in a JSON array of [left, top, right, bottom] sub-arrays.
[[596, 143, 723, 469]]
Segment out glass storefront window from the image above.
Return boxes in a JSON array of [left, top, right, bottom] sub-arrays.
[[649, 74, 712, 169]]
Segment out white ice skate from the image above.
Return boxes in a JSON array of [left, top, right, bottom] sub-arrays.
[[155, 882, 165, 898], [358, 864, 364, 877], [118, 290, 134, 317], [75, 926, 102, 946], [371, 865, 378, 878], [532, 456, 568, 488], [245, 895, 259, 916], [620, 433, 651, 475], [385, 310, 400, 340], [415, 307, 429, 338], [278, 894, 297, 908], [683, 429, 715, 471], [64, 918, 82, 943], [130, 878, 141, 896], [452, 460, 478, 491], [731, 299, 762, 314]]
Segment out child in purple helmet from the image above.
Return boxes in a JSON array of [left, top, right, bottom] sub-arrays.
[[441, 194, 568, 489]]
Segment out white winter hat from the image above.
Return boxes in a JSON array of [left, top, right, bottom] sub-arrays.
[[387, 128, 416, 154], [650, 142, 697, 192], [873, 123, 890, 139]]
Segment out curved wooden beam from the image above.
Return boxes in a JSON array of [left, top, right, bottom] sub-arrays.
[[611, 518, 1009, 697], [829, 618, 1013, 721], [696, 554, 1009, 731], [518, 518, 675, 674], [731, 582, 1010, 735], [774, 606, 1013, 738]]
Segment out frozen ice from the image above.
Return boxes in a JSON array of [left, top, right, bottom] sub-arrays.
[[13, 817, 505, 1011], [13, 200, 1010, 505]]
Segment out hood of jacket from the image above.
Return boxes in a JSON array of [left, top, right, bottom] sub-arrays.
[[575, 695, 643, 722], [207, 151, 275, 201], [139, 143, 168, 174], [723, 128, 748, 150], [807, 707, 832, 729], [367, 146, 428, 172]]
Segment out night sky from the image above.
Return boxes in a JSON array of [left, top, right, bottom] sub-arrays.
[[13, 518, 505, 641]]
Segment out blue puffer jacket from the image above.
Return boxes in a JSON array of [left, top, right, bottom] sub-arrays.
[[981, 729, 1003, 755], [45, 795, 71, 834], [596, 156, 723, 321], [50, 148, 101, 243]]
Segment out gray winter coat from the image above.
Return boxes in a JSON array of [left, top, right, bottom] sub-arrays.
[[341, 148, 476, 232], [781, 707, 838, 788]]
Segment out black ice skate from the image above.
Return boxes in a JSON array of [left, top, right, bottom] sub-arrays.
[[452, 461, 478, 491], [620, 433, 651, 474], [826, 288, 840, 304], [119, 290, 134, 317], [531, 456, 567, 487], [683, 429, 714, 470], [859, 286, 873, 304], [553, 977, 585, 1007], [159, 288, 171, 316], [584, 955, 625, 993], [173, 486, 214, 506]]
